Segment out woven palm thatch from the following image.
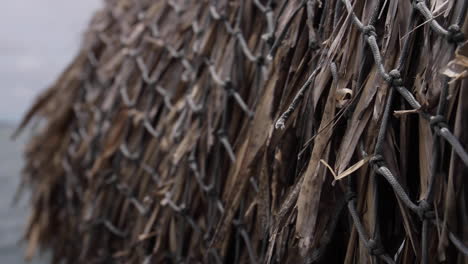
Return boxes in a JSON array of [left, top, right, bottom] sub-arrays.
[[16, 0, 468, 263]]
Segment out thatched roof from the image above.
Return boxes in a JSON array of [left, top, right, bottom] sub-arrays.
[[17, 0, 468, 263]]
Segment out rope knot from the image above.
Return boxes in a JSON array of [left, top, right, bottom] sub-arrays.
[[370, 154, 384, 168], [368, 239, 385, 256], [178, 204, 188, 216], [447, 25, 464, 44], [233, 219, 245, 229], [363, 25, 377, 37], [256, 55, 266, 66], [388, 69, 403, 87], [217, 129, 227, 137], [188, 154, 196, 164], [345, 191, 357, 202], [224, 79, 234, 93], [207, 187, 218, 198], [417, 200, 435, 220], [429, 115, 448, 129]]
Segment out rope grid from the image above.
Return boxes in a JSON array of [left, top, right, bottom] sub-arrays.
[[21, 0, 468, 263]]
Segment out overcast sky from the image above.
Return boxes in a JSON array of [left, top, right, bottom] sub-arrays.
[[0, 1, 102, 122]]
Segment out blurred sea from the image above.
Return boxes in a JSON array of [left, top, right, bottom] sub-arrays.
[[0, 1, 101, 262], [0, 124, 49, 264]]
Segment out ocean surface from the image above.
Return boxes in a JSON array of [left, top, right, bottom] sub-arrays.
[[0, 125, 50, 263], [0, 1, 101, 263]]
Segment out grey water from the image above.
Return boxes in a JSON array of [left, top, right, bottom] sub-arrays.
[[0, 1, 102, 263], [0, 125, 50, 264]]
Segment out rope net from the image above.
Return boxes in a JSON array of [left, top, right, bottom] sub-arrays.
[[16, 0, 468, 263]]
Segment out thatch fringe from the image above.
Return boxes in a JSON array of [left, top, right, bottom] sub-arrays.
[[18, 0, 468, 263]]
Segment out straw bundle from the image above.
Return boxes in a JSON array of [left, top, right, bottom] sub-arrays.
[[16, 0, 468, 263]]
